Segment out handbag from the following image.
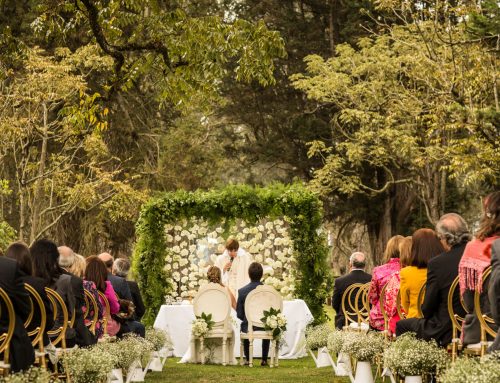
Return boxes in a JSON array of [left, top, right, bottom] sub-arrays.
[[111, 299, 136, 324]]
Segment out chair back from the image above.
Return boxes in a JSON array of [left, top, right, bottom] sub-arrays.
[[416, 284, 426, 318], [379, 282, 389, 336], [193, 283, 231, 324], [45, 287, 68, 348], [396, 290, 406, 320], [341, 283, 368, 327], [245, 285, 283, 330], [83, 289, 99, 335], [0, 287, 15, 369], [97, 290, 110, 336], [24, 284, 47, 347], [475, 266, 497, 355]]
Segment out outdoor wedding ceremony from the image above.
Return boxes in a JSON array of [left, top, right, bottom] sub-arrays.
[[0, 0, 499, 383]]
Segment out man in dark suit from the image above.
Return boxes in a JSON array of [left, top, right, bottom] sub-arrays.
[[58, 246, 96, 346], [98, 252, 132, 301], [0, 256, 35, 372], [488, 239, 500, 352], [396, 213, 470, 346], [332, 252, 372, 329], [237, 262, 270, 366]]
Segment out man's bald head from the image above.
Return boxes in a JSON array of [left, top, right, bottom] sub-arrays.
[[98, 252, 114, 271], [349, 252, 366, 269], [58, 246, 75, 269]]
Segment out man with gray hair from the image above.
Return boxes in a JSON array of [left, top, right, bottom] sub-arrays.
[[396, 213, 470, 345], [332, 251, 372, 329]]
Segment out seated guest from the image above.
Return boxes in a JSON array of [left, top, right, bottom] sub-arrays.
[[84, 256, 121, 337], [489, 239, 500, 352], [237, 262, 270, 366], [5, 242, 54, 347], [396, 213, 470, 346], [399, 229, 444, 318], [98, 252, 132, 301], [67, 253, 104, 339], [332, 252, 372, 329], [206, 265, 237, 309], [384, 236, 412, 335], [368, 235, 404, 330], [459, 191, 500, 346], [0, 253, 35, 371], [31, 239, 76, 347], [112, 258, 145, 337], [58, 246, 96, 346]]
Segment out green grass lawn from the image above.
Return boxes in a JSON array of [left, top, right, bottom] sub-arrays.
[[144, 356, 352, 383]]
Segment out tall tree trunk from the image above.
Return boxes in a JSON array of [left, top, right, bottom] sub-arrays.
[[29, 102, 48, 244], [328, 0, 335, 55]]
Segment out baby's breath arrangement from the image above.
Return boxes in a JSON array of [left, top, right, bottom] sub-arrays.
[[146, 328, 173, 352], [341, 331, 386, 362], [305, 323, 331, 350], [439, 353, 500, 383], [0, 367, 57, 383], [384, 333, 448, 377], [327, 329, 348, 354], [63, 347, 116, 383], [95, 336, 145, 372]]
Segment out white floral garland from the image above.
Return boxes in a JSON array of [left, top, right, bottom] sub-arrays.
[[163, 217, 296, 300]]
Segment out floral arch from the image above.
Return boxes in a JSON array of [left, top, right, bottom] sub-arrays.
[[132, 183, 332, 325]]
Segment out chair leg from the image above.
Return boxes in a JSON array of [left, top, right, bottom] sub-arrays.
[[222, 337, 227, 366], [275, 340, 279, 367], [269, 341, 274, 368], [200, 338, 205, 365], [249, 340, 254, 367], [240, 340, 244, 366]]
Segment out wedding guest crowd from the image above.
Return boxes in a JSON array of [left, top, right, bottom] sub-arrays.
[[0, 239, 145, 372], [333, 190, 500, 352]]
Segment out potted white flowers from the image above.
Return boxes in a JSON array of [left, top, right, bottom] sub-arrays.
[[383, 333, 448, 383], [63, 346, 116, 383], [305, 324, 332, 368], [439, 353, 500, 383], [146, 328, 173, 372], [341, 332, 386, 383]]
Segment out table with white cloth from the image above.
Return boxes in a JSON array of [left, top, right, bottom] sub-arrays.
[[153, 299, 313, 361]]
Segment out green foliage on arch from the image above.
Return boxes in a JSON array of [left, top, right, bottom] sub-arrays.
[[133, 183, 332, 325]]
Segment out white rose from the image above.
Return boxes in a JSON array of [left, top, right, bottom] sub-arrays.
[[199, 260, 207, 268], [265, 222, 273, 230], [189, 245, 196, 252], [180, 241, 188, 248], [258, 225, 265, 232], [180, 258, 188, 266], [173, 262, 179, 269], [180, 249, 189, 257], [181, 276, 188, 283], [243, 228, 249, 234], [181, 268, 188, 275], [172, 272, 180, 281], [165, 264, 172, 271], [174, 235, 182, 241], [165, 224, 174, 231], [174, 225, 182, 231], [166, 234, 174, 243], [180, 285, 187, 291], [215, 227, 223, 233], [264, 249, 270, 257], [274, 260, 282, 269], [254, 254, 263, 263], [268, 233, 275, 240], [172, 246, 180, 253], [255, 232, 263, 240]]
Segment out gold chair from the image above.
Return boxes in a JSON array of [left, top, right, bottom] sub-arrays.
[[416, 284, 426, 319], [83, 289, 99, 336], [24, 284, 47, 368], [0, 287, 15, 376], [45, 287, 69, 350], [97, 291, 110, 338], [341, 283, 369, 331], [396, 290, 406, 320], [447, 276, 467, 361], [475, 266, 496, 356]]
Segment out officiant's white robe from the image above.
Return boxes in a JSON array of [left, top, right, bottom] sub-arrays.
[[215, 249, 253, 298]]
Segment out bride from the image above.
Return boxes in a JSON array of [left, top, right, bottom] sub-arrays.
[[180, 266, 237, 364]]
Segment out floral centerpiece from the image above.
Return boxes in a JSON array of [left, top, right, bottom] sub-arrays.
[[191, 312, 215, 338], [383, 333, 448, 380], [439, 353, 500, 383], [261, 307, 287, 340]]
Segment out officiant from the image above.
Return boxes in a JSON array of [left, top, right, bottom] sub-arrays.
[[215, 238, 253, 298]]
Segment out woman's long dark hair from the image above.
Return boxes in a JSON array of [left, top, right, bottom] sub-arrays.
[[5, 242, 32, 276], [30, 239, 63, 284], [84, 256, 108, 292], [476, 191, 500, 241]]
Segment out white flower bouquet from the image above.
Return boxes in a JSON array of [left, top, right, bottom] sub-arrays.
[[383, 333, 448, 378], [261, 308, 287, 340], [305, 323, 331, 350], [341, 331, 386, 363], [439, 353, 500, 383], [191, 312, 214, 338], [62, 346, 116, 383]]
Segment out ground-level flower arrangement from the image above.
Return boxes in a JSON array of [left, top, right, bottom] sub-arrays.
[[261, 307, 287, 340], [146, 327, 173, 352], [63, 346, 117, 383], [439, 352, 500, 383], [305, 323, 331, 350], [384, 333, 448, 378], [0, 367, 57, 383], [341, 331, 386, 363]]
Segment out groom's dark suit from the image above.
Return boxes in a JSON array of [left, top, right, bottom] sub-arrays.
[[237, 280, 270, 361]]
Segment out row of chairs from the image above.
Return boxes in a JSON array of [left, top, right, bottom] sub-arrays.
[[0, 285, 113, 376], [339, 267, 496, 359]]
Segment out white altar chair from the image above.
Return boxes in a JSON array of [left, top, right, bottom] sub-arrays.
[[240, 285, 283, 367], [192, 283, 234, 366]]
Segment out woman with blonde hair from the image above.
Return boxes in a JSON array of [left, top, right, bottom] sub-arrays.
[[207, 265, 236, 309], [368, 235, 405, 330]]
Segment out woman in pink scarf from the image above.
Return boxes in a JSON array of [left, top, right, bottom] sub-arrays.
[[459, 191, 500, 345], [368, 235, 404, 330]]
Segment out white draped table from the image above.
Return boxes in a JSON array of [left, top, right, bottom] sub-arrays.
[[153, 299, 313, 360]]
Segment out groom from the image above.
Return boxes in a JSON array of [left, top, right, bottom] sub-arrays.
[[236, 262, 270, 366]]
